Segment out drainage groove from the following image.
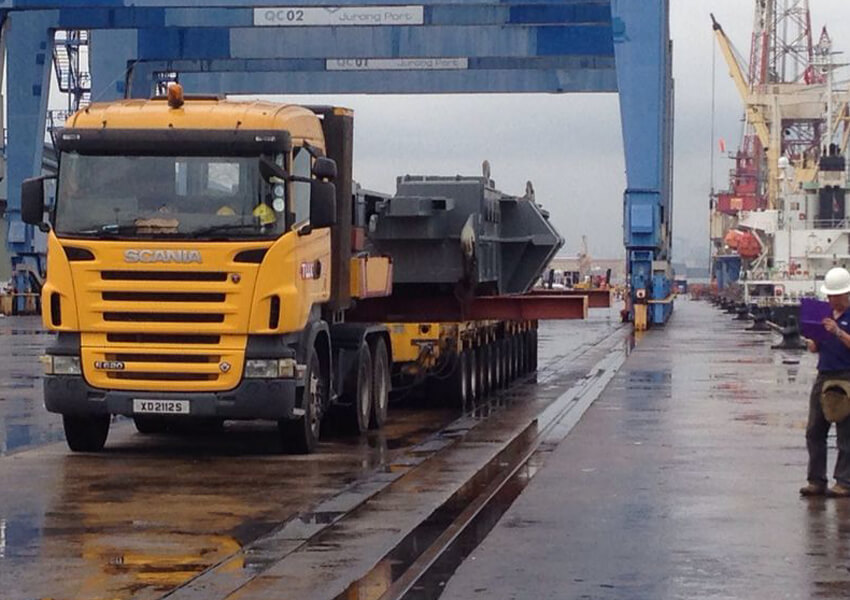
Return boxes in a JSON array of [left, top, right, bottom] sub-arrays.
[[337, 346, 627, 600]]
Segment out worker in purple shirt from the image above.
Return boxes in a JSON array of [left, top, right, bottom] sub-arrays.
[[801, 267, 850, 497]]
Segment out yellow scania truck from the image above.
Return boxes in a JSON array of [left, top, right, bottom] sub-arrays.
[[23, 85, 399, 453], [23, 86, 555, 454]]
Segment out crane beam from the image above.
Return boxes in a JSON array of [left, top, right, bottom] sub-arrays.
[[711, 13, 779, 209]]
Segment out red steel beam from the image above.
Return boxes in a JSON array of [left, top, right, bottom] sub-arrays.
[[347, 294, 588, 322], [529, 288, 612, 308]]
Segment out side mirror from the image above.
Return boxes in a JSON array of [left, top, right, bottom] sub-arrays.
[[312, 157, 337, 182], [310, 180, 337, 228], [21, 177, 46, 226]]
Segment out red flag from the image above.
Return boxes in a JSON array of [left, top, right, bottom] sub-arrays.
[[719, 138, 727, 153]]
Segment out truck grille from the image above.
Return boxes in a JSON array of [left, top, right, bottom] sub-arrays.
[[103, 312, 225, 323], [73, 247, 264, 391], [105, 334, 221, 345], [81, 269, 245, 333], [101, 270, 228, 282], [81, 346, 241, 391], [107, 353, 221, 363], [102, 291, 226, 302]]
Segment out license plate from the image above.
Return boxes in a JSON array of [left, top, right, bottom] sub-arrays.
[[133, 399, 190, 415]]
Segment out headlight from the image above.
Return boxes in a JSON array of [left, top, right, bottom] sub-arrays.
[[245, 359, 279, 379], [44, 355, 81, 375], [244, 358, 299, 379]]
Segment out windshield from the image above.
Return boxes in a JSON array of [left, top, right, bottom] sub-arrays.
[[54, 154, 287, 239]]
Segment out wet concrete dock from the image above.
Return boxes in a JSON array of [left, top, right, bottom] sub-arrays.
[[0, 311, 622, 599], [5, 299, 846, 599], [442, 298, 850, 600]]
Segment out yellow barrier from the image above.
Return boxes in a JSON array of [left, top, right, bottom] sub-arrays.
[[0, 293, 40, 315]]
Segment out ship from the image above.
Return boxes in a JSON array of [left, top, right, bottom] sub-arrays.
[[710, 1, 850, 326]]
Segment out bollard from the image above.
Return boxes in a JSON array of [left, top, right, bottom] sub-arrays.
[[747, 307, 771, 332], [735, 304, 750, 320], [772, 315, 807, 350]]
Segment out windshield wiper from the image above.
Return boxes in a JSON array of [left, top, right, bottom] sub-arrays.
[[191, 223, 263, 238], [73, 223, 144, 236]]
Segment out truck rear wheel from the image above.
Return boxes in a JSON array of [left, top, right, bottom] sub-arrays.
[[369, 338, 390, 430], [63, 414, 110, 452], [342, 343, 373, 435], [280, 347, 325, 454]]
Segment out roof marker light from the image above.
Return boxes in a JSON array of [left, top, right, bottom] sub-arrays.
[[167, 82, 185, 109]]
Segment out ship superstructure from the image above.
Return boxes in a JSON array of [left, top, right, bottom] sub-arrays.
[[711, 1, 850, 317]]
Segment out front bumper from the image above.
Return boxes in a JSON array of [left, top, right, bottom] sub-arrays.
[[44, 375, 299, 421]]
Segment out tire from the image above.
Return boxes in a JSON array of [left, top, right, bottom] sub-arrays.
[[492, 341, 502, 390], [478, 344, 489, 399], [508, 335, 519, 381], [446, 350, 468, 409], [465, 349, 478, 403], [369, 338, 390, 430], [63, 414, 110, 452], [477, 346, 487, 401], [342, 343, 372, 435], [517, 332, 528, 375], [501, 339, 510, 387], [484, 343, 494, 397], [529, 329, 538, 372], [279, 346, 326, 454]]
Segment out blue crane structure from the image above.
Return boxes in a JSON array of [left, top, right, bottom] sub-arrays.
[[0, 0, 674, 327]]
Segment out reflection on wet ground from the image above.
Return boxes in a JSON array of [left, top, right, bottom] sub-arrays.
[[0, 309, 623, 599], [0, 317, 62, 454]]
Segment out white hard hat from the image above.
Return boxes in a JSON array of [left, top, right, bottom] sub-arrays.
[[821, 267, 850, 296]]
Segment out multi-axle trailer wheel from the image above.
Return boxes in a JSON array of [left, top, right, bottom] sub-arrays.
[[441, 323, 538, 409]]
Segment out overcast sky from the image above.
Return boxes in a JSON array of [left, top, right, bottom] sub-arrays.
[[52, 1, 849, 263], [242, 0, 850, 263]]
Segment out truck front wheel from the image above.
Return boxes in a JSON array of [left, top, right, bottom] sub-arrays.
[[280, 347, 326, 454], [63, 414, 110, 452]]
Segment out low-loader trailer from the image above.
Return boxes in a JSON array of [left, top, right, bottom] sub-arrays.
[[22, 86, 565, 453]]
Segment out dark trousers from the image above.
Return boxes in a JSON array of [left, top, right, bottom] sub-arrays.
[[807, 372, 850, 486]]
